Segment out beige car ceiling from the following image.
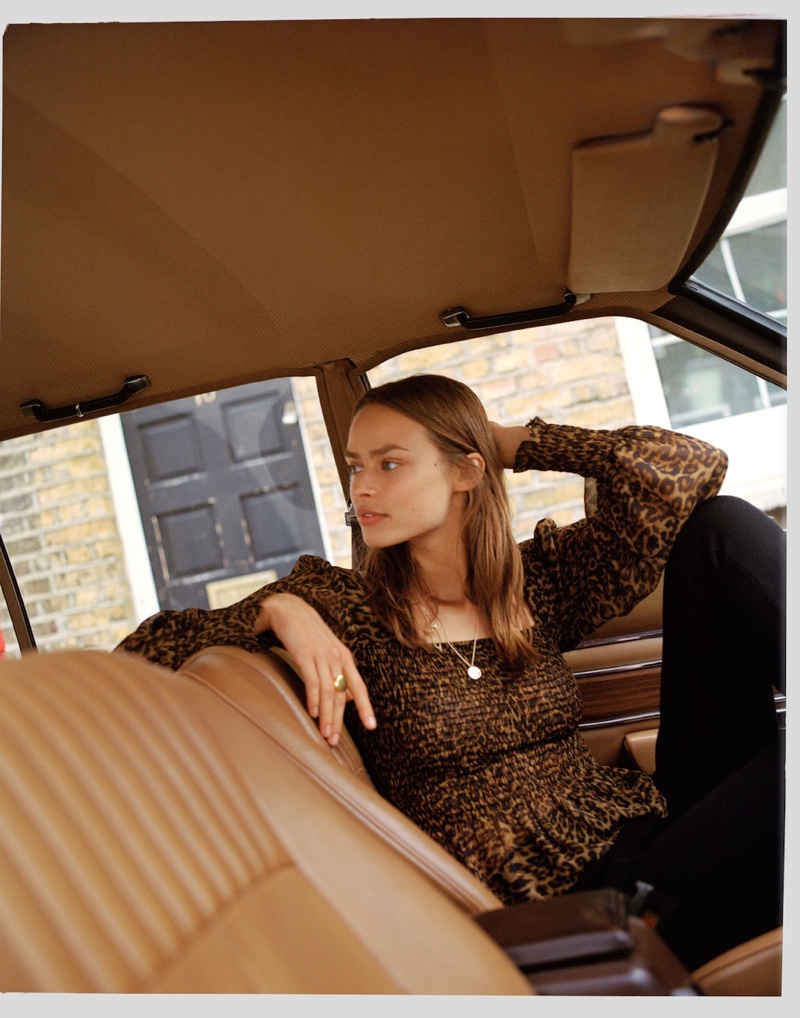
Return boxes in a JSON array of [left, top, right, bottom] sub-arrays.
[[0, 17, 784, 440]]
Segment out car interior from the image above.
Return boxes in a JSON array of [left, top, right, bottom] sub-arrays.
[[0, 15, 788, 996]]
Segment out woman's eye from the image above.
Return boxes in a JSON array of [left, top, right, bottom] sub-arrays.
[[346, 463, 362, 477], [383, 460, 399, 471]]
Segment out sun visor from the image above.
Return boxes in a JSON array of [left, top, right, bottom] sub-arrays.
[[567, 105, 723, 294]]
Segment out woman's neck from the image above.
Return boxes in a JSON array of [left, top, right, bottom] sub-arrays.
[[410, 541, 468, 605], [411, 549, 490, 641]]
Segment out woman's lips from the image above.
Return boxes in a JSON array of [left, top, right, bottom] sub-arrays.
[[357, 511, 386, 527]]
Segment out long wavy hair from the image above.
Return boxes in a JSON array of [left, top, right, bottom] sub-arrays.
[[351, 374, 537, 671]]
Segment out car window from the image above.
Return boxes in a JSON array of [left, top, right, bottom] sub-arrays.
[[0, 337, 786, 659], [0, 378, 339, 657], [1, 323, 787, 662], [689, 95, 786, 322]]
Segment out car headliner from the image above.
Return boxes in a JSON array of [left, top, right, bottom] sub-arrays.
[[0, 16, 786, 441]]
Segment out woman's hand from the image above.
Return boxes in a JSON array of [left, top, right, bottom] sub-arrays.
[[255, 592, 376, 747], [489, 421, 530, 469]]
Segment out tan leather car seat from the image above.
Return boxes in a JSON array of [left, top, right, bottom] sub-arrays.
[[0, 649, 531, 994], [0, 646, 781, 994], [178, 644, 501, 915]]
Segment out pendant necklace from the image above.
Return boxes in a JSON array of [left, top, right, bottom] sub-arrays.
[[420, 602, 482, 680], [448, 622, 482, 680]]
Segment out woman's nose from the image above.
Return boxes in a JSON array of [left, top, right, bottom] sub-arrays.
[[350, 470, 374, 497]]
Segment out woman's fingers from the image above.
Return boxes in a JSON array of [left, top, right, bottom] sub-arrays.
[[350, 678, 377, 733], [318, 674, 349, 746], [290, 639, 375, 745], [256, 593, 376, 746], [314, 658, 376, 747]]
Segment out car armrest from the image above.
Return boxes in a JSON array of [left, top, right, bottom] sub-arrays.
[[474, 889, 697, 995], [474, 888, 634, 970], [623, 728, 659, 773]]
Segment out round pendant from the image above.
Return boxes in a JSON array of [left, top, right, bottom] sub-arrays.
[[467, 665, 482, 680]]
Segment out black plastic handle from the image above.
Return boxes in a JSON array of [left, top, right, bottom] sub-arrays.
[[20, 374, 151, 424], [440, 292, 578, 331]]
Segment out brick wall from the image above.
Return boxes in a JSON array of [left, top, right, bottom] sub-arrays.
[[0, 421, 137, 658]]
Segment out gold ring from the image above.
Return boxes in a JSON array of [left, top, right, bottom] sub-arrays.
[[333, 674, 348, 693]]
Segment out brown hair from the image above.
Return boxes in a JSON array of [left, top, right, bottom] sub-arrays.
[[352, 374, 537, 671]]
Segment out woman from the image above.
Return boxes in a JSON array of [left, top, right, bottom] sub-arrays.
[[117, 374, 785, 971]]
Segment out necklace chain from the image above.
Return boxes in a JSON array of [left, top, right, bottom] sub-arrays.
[[420, 602, 482, 680]]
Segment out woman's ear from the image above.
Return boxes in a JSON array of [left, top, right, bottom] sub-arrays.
[[454, 453, 486, 492]]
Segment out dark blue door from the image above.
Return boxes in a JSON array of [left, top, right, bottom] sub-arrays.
[[121, 379, 326, 611]]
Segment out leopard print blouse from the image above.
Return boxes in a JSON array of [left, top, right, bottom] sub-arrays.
[[116, 419, 728, 904]]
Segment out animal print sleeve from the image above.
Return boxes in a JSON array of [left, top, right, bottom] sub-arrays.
[[114, 592, 265, 669], [115, 555, 350, 669], [514, 418, 728, 648]]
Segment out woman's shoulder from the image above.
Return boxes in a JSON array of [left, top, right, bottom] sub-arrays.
[[290, 554, 366, 593]]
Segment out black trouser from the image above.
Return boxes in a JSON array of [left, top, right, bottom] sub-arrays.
[[574, 495, 786, 972]]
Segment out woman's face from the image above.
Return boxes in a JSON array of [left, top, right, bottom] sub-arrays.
[[345, 403, 466, 551]]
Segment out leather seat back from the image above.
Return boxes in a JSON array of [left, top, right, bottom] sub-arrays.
[[0, 649, 530, 994], [178, 644, 501, 915]]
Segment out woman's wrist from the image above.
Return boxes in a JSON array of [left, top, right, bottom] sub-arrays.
[[490, 423, 532, 469], [254, 592, 285, 635]]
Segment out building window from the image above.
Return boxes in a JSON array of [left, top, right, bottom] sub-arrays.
[[649, 330, 786, 430]]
